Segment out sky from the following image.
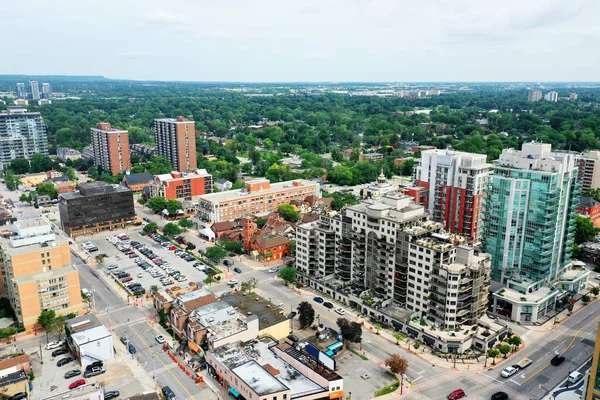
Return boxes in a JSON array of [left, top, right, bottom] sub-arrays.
[[1, 0, 599, 82]]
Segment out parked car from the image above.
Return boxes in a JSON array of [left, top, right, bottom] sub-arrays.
[[46, 341, 64, 350], [107, 264, 119, 270], [490, 392, 508, 400], [551, 355, 565, 366], [84, 367, 106, 378], [85, 361, 103, 370], [128, 343, 137, 354], [287, 312, 297, 319], [501, 366, 518, 378], [69, 379, 86, 389], [104, 390, 120, 399], [121, 276, 133, 283], [120, 336, 128, 345], [57, 357, 73, 367], [448, 389, 466, 399], [162, 386, 176, 400], [334, 308, 345, 315], [224, 260, 234, 267], [64, 369, 81, 379], [155, 335, 166, 344], [323, 302, 334, 309], [52, 348, 69, 357], [313, 297, 324, 303], [287, 334, 299, 342], [10, 393, 28, 400], [568, 371, 584, 384], [233, 267, 242, 273]]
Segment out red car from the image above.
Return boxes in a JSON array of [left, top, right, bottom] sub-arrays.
[[448, 389, 466, 399], [124, 251, 134, 255], [69, 379, 86, 389], [168, 246, 177, 251], [121, 277, 133, 283]]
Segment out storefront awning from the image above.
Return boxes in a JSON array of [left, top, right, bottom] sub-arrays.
[[188, 340, 200, 353], [229, 387, 240, 398]]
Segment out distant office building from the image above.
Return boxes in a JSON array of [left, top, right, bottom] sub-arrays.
[[16, 83, 26, 98], [577, 151, 600, 191], [0, 217, 84, 330], [414, 149, 491, 242], [29, 81, 40, 101], [59, 182, 135, 237], [570, 93, 578, 101], [0, 107, 48, 164], [150, 169, 212, 201], [90, 123, 131, 175], [12, 99, 28, 106], [41, 83, 51, 99], [154, 116, 197, 172], [56, 147, 82, 162], [544, 91, 558, 102], [527, 90, 542, 102], [197, 178, 319, 223]]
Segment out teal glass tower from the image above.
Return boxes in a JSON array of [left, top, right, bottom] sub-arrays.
[[482, 143, 579, 284]]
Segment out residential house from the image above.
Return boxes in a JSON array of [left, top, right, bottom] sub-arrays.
[[577, 196, 600, 228], [211, 221, 236, 239], [123, 171, 154, 193], [214, 179, 232, 192], [66, 315, 114, 367], [249, 234, 290, 263], [153, 282, 201, 312], [168, 287, 217, 338]]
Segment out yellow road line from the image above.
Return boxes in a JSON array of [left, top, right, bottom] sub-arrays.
[[521, 318, 597, 384], [130, 327, 196, 399]]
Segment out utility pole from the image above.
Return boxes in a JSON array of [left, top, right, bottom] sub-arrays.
[[39, 342, 43, 362]]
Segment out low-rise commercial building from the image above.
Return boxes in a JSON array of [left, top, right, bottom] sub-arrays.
[[149, 169, 213, 201], [198, 178, 320, 223], [220, 292, 289, 340], [168, 287, 217, 338], [66, 315, 114, 367], [123, 171, 154, 193], [59, 182, 135, 238], [0, 217, 84, 330], [249, 234, 290, 263]]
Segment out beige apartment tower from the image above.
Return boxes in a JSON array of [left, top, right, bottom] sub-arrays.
[[90, 123, 131, 175], [154, 116, 197, 172], [0, 218, 84, 330]]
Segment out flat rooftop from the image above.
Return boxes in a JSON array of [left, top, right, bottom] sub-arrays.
[[1, 233, 66, 256], [13, 264, 77, 284], [198, 179, 318, 204], [220, 292, 287, 330], [212, 338, 323, 397], [60, 182, 131, 200]]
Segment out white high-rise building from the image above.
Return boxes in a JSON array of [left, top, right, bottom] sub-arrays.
[[414, 149, 491, 242], [41, 83, 51, 99], [528, 90, 542, 102], [544, 91, 558, 102], [0, 107, 48, 164], [29, 80, 40, 100], [16, 83, 26, 98]]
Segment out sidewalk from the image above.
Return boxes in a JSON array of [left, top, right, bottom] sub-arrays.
[[521, 295, 597, 333]]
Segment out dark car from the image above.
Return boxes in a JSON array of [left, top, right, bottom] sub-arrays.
[[10, 392, 27, 400], [84, 367, 106, 378], [104, 391, 120, 399], [64, 369, 81, 379], [128, 343, 137, 354], [551, 355, 565, 366], [85, 361, 103, 371], [57, 357, 73, 367], [491, 392, 508, 400], [287, 312, 297, 319], [120, 336, 128, 345], [233, 267, 242, 273], [323, 302, 334, 309], [287, 334, 300, 342], [224, 260, 233, 267], [52, 348, 69, 357], [313, 297, 324, 303], [162, 386, 176, 400]]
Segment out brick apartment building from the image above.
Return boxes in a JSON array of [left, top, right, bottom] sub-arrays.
[[197, 178, 320, 223], [149, 169, 212, 201], [154, 116, 197, 172], [248, 234, 290, 263], [59, 182, 135, 237], [90, 123, 131, 175], [0, 218, 84, 330]]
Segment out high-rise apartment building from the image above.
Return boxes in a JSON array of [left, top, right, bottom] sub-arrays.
[[90, 123, 131, 175], [16, 83, 26, 98], [576, 151, 600, 191], [414, 149, 491, 242], [528, 90, 542, 102], [59, 182, 135, 237], [29, 80, 40, 101], [544, 91, 558, 102], [0, 107, 48, 164], [482, 143, 579, 284], [41, 83, 51, 99], [154, 116, 197, 172], [0, 217, 84, 330]]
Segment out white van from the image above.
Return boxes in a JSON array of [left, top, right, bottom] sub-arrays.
[[81, 288, 91, 297], [568, 371, 583, 384]]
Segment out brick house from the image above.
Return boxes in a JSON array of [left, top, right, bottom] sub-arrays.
[[123, 171, 154, 193], [577, 196, 600, 227], [211, 221, 235, 239], [249, 234, 290, 263], [168, 287, 217, 338]]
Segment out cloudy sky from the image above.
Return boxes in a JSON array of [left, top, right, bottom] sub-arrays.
[[1, 0, 599, 82]]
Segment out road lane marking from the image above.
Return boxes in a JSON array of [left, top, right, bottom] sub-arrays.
[[418, 370, 425, 375], [521, 317, 598, 384], [477, 372, 506, 384], [509, 379, 521, 386]]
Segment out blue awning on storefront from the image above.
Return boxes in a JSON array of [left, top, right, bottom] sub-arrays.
[[229, 387, 240, 398], [328, 341, 343, 351]]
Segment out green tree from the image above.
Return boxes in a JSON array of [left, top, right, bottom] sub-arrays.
[[582, 294, 591, 303], [9, 158, 30, 174], [497, 344, 511, 358], [65, 167, 77, 181], [400, 159, 416, 176], [507, 335, 522, 351], [256, 217, 268, 228], [297, 301, 315, 329], [162, 222, 182, 237], [567, 303, 574, 313], [166, 199, 182, 217], [205, 245, 227, 263], [385, 354, 409, 395], [148, 196, 167, 213], [49, 315, 67, 340], [147, 156, 173, 175], [278, 266, 297, 286], [487, 348, 500, 365], [36, 182, 59, 199], [0, 328, 18, 340], [143, 222, 158, 234], [223, 241, 244, 254], [328, 165, 355, 186], [575, 216, 598, 244], [178, 218, 193, 229], [591, 286, 600, 297], [277, 204, 299, 223], [336, 317, 362, 348], [30, 153, 52, 173], [4, 172, 20, 190], [584, 188, 600, 203], [37, 310, 57, 342]]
